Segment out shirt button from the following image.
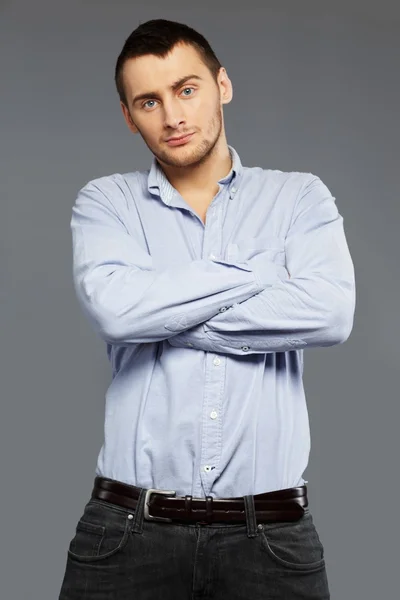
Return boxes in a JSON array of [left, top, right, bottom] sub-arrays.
[[187, 342, 194, 347], [210, 410, 218, 419], [219, 306, 228, 312], [204, 465, 212, 473], [213, 357, 221, 366], [241, 346, 250, 352]]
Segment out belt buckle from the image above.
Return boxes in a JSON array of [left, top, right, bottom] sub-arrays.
[[144, 488, 176, 522]]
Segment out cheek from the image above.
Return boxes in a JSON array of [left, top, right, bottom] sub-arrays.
[[194, 100, 218, 127], [136, 118, 159, 140], [206, 103, 222, 130]]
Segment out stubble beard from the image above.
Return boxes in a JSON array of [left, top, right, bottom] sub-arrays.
[[135, 105, 223, 170]]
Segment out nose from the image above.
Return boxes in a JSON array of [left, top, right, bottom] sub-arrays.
[[162, 98, 186, 130]]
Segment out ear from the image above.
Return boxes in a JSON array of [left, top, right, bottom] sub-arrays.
[[218, 67, 233, 105], [120, 101, 139, 134]]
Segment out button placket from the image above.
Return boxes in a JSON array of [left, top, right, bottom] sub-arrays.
[[200, 351, 225, 493], [200, 185, 229, 495]]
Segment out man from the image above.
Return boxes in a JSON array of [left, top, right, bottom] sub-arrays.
[[59, 18, 355, 600]]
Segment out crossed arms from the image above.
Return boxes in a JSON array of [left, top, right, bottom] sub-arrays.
[[71, 174, 355, 355]]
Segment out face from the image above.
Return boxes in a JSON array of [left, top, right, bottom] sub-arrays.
[[120, 42, 232, 169]]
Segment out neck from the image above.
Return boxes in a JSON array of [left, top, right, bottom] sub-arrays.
[[158, 137, 232, 197]]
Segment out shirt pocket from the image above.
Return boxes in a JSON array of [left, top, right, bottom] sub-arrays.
[[227, 235, 286, 266]]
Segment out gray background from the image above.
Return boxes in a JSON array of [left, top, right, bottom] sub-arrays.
[[1, 0, 399, 598]]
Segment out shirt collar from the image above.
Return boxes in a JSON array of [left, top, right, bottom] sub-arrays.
[[147, 144, 243, 205]]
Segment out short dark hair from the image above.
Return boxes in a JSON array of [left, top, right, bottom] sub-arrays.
[[114, 19, 222, 107]]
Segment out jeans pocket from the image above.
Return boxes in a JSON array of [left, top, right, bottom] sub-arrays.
[[259, 511, 326, 572], [67, 499, 135, 563]]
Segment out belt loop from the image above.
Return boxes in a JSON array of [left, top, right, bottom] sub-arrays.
[[244, 494, 258, 538], [206, 495, 213, 522], [131, 487, 146, 534]]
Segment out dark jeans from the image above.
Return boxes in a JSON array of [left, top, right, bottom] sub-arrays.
[[58, 487, 330, 599]]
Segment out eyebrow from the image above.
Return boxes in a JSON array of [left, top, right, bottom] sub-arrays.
[[132, 74, 203, 105]]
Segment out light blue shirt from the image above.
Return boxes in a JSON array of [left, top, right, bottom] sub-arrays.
[[71, 145, 355, 498]]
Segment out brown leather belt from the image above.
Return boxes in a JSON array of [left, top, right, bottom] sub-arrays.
[[91, 476, 309, 524]]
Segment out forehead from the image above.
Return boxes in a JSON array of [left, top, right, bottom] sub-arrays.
[[123, 43, 209, 93]]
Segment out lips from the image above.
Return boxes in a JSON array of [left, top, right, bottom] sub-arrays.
[[166, 132, 194, 146]]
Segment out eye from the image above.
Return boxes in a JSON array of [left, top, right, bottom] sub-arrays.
[[141, 87, 196, 110], [142, 99, 157, 110], [181, 87, 195, 97]]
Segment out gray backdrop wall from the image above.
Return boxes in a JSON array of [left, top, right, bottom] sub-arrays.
[[1, 1, 399, 598]]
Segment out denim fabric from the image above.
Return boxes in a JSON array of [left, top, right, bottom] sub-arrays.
[[59, 488, 330, 599]]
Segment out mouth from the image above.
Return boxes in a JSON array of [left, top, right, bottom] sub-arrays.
[[165, 132, 195, 146]]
